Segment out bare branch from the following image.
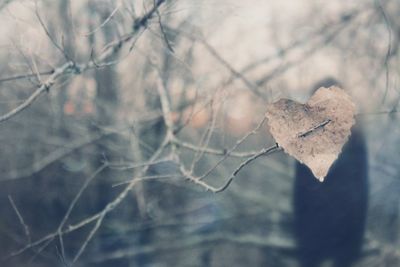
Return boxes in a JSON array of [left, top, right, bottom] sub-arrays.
[[213, 143, 281, 193], [376, 0, 393, 104], [199, 117, 267, 180], [133, 0, 166, 31], [3, 132, 110, 181], [0, 61, 74, 123], [171, 137, 264, 158], [7, 137, 169, 259], [297, 119, 332, 138], [189, 100, 218, 172], [112, 174, 182, 187], [71, 136, 170, 262], [0, 70, 54, 84], [168, 27, 265, 98], [89, 231, 294, 263], [82, 4, 120, 36], [58, 164, 107, 261], [8, 195, 31, 243], [35, 2, 71, 61], [154, 0, 174, 52], [0, 0, 168, 124]]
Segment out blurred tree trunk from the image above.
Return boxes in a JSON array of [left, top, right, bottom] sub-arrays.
[[86, 2, 123, 265]]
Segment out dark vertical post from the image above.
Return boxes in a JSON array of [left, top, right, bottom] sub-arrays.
[[293, 78, 368, 267]]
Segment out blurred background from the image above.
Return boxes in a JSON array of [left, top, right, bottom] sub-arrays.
[[0, 0, 399, 266]]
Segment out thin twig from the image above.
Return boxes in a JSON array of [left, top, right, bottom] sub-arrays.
[[171, 138, 263, 158], [0, 71, 54, 84], [0, 61, 74, 123], [0, 0, 167, 124], [58, 164, 107, 262], [112, 174, 182, 187], [7, 137, 169, 260], [297, 119, 331, 138], [82, 4, 120, 36], [199, 117, 267, 180], [213, 143, 281, 193], [72, 136, 169, 263], [35, 2, 71, 61], [8, 195, 31, 243], [154, 0, 174, 52], [108, 158, 171, 170], [172, 27, 265, 98], [375, 0, 392, 104], [3, 132, 106, 181], [180, 143, 281, 193], [190, 100, 218, 172]]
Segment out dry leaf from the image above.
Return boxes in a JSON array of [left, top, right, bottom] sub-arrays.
[[265, 86, 356, 181]]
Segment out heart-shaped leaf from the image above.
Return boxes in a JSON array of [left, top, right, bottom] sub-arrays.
[[265, 86, 356, 181]]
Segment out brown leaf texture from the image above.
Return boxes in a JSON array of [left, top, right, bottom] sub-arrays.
[[265, 86, 356, 181]]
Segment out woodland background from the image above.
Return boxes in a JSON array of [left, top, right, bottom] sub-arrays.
[[0, 0, 400, 266]]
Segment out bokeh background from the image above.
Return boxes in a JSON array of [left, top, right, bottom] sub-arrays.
[[0, 0, 399, 266]]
